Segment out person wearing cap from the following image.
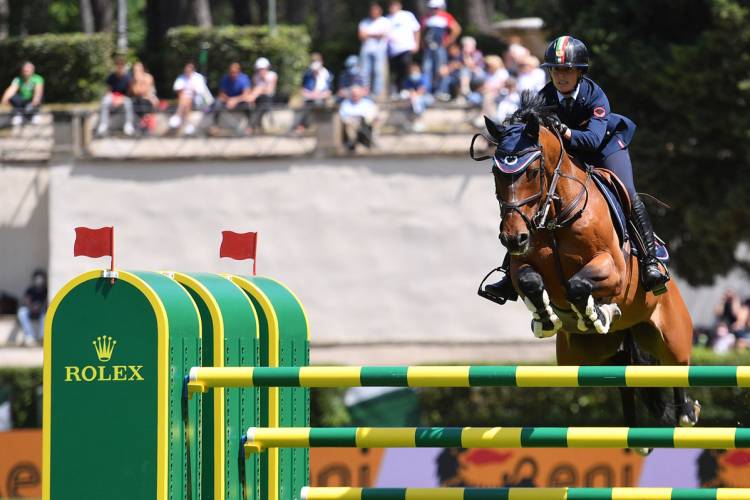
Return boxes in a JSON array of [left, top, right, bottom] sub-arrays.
[[420, 0, 461, 93], [337, 55, 365, 101], [293, 53, 334, 132], [386, 1, 420, 93], [358, 2, 391, 98], [484, 35, 668, 303], [247, 57, 278, 134], [1, 61, 44, 127], [339, 84, 379, 152]]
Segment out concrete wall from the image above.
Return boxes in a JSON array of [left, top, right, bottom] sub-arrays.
[[48, 156, 539, 347], [0, 165, 49, 298]]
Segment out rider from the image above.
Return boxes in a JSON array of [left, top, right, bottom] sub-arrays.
[[484, 35, 669, 301]]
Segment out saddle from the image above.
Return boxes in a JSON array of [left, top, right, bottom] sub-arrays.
[[589, 166, 669, 263]]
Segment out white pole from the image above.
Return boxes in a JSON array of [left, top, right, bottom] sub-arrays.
[[117, 0, 128, 52]]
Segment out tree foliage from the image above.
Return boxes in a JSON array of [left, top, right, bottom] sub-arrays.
[[533, 0, 750, 284]]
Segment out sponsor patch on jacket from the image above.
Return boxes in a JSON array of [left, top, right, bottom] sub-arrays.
[[593, 106, 606, 118]]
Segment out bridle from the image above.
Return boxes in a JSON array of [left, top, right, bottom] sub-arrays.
[[471, 125, 592, 235]]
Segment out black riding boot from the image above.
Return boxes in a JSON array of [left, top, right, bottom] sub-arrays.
[[481, 254, 518, 303], [631, 195, 669, 294]]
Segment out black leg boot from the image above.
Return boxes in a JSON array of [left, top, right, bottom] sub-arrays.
[[479, 253, 518, 304], [631, 195, 669, 294]]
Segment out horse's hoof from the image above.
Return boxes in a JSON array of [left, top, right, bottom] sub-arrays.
[[631, 447, 653, 457], [531, 320, 558, 339], [680, 400, 702, 427]]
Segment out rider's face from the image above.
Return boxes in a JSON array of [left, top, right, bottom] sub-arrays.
[[550, 67, 581, 94]]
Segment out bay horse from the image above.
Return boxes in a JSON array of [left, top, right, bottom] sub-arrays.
[[474, 93, 699, 434]]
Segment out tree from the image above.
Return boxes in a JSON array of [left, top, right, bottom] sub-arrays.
[[0, 0, 9, 39], [463, 0, 495, 33], [537, 0, 750, 284], [189, 0, 211, 27]]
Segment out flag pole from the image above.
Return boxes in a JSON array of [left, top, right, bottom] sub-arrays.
[[253, 233, 258, 276], [110, 226, 115, 284]]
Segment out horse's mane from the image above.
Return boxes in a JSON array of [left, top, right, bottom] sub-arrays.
[[504, 90, 558, 130]]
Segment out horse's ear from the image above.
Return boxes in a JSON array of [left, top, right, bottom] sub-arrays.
[[525, 116, 540, 140], [484, 116, 504, 141]]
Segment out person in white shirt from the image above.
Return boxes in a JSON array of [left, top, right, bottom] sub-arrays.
[[359, 3, 391, 98], [516, 55, 547, 93], [247, 57, 278, 133], [169, 61, 213, 135], [339, 84, 379, 151], [387, 1, 420, 93], [293, 53, 334, 132], [482, 55, 510, 119]]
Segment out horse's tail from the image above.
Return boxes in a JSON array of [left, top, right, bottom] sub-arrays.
[[622, 331, 675, 425]]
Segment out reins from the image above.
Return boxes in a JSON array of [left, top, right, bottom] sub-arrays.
[[471, 126, 592, 235]]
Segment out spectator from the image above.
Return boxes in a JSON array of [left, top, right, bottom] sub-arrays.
[[735, 298, 750, 350], [516, 55, 546, 94], [169, 61, 213, 136], [713, 322, 736, 354], [461, 36, 484, 70], [402, 62, 433, 131], [504, 35, 531, 76], [496, 77, 520, 123], [387, 1, 420, 93], [339, 84, 378, 151], [293, 53, 334, 133], [338, 55, 365, 101], [1, 61, 44, 126], [482, 55, 510, 117], [714, 289, 744, 335], [17, 269, 47, 347], [359, 2, 391, 98], [421, 0, 461, 93], [97, 56, 135, 136], [434, 43, 462, 100], [210, 62, 252, 135], [457, 45, 486, 107], [130, 62, 159, 134], [247, 57, 278, 134]]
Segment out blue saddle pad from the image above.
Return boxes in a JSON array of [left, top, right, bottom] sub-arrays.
[[591, 172, 669, 263]]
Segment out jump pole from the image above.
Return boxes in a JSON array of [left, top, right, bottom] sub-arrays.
[[188, 365, 750, 392], [243, 426, 750, 454]]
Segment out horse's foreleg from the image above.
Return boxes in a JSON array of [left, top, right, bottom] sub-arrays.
[[516, 266, 562, 338], [567, 253, 622, 334]]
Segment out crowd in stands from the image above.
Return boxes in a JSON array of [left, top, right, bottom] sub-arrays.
[[0, 0, 548, 150], [703, 289, 750, 353]]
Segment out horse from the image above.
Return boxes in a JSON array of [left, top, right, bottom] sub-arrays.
[[473, 93, 699, 436]]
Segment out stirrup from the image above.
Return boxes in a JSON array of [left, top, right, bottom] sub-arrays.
[[641, 260, 669, 296], [478, 267, 518, 305]]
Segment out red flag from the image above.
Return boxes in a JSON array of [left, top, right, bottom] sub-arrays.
[[74, 226, 113, 258], [220, 231, 258, 274]]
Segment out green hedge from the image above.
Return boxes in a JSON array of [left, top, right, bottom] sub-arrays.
[[0, 367, 42, 428], [0, 33, 113, 103], [163, 25, 310, 101]]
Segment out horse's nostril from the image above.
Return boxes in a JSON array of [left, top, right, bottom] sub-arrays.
[[518, 233, 529, 245]]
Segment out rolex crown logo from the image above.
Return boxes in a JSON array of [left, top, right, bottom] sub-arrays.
[[93, 336, 116, 362]]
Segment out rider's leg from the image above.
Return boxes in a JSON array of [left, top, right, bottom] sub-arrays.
[[483, 253, 518, 302], [602, 147, 669, 292]]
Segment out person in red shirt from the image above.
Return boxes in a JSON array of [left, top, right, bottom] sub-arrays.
[[420, 0, 461, 93]]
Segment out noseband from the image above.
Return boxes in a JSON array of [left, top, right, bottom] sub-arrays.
[[471, 127, 591, 234]]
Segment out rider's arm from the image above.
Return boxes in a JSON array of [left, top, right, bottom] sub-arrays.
[[568, 91, 610, 152]]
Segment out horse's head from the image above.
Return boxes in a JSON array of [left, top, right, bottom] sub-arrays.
[[484, 92, 564, 256]]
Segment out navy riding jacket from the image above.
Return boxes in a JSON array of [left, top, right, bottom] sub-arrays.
[[538, 76, 636, 165]]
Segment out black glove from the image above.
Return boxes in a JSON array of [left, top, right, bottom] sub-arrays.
[[547, 115, 570, 138]]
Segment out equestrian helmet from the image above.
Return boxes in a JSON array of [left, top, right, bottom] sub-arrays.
[[541, 35, 589, 71]]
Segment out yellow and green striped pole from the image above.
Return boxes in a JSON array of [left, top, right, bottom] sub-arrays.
[[300, 486, 750, 500], [188, 365, 750, 393], [244, 426, 750, 453]]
